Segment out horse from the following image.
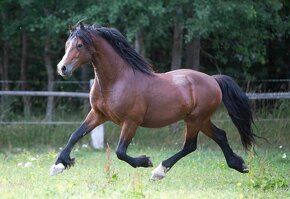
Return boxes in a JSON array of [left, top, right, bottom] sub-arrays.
[[50, 22, 256, 181]]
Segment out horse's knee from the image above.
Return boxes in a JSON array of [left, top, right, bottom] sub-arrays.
[[116, 149, 126, 160], [214, 128, 227, 142]]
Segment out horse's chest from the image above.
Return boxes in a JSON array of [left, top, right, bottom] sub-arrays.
[[91, 95, 123, 124]]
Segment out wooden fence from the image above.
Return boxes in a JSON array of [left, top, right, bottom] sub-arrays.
[[1, 90, 290, 99]]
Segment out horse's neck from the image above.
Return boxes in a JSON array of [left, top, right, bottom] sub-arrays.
[[91, 39, 131, 92]]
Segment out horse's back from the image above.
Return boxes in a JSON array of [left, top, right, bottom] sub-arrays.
[[163, 69, 221, 102], [140, 69, 222, 127], [165, 69, 222, 111]]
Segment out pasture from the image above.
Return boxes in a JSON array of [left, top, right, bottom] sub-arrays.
[[0, 106, 290, 198], [0, 146, 289, 198]]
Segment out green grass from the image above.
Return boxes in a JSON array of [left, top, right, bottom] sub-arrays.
[[0, 103, 289, 198], [0, 146, 289, 198]]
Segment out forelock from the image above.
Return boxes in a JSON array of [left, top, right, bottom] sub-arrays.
[[70, 27, 93, 47]]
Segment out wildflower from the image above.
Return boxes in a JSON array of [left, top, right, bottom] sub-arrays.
[[82, 144, 88, 148], [250, 179, 255, 185], [24, 162, 32, 167], [279, 145, 283, 149], [282, 153, 286, 159], [31, 157, 37, 161], [17, 162, 23, 167]]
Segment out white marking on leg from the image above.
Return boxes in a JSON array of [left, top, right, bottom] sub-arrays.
[[49, 163, 65, 176], [150, 163, 169, 181]]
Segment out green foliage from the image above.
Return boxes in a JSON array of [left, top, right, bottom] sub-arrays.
[[248, 155, 289, 191], [249, 174, 289, 191], [0, 0, 288, 80], [185, 0, 287, 72], [0, 0, 289, 111]]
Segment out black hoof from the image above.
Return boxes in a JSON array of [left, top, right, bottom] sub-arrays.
[[240, 163, 249, 173], [136, 155, 153, 168], [56, 157, 75, 168], [227, 155, 249, 173]]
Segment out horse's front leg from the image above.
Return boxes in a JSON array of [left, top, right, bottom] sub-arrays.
[[116, 121, 153, 168], [50, 109, 105, 176]]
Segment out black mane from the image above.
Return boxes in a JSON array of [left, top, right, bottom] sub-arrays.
[[70, 24, 154, 75]]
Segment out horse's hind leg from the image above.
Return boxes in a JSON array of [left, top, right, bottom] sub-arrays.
[[150, 122, 199, 181], [201, 121, 249, 173], [116, 120, 153, 168]]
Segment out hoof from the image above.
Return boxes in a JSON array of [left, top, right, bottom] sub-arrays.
[[147, 159, 153, 167], [150, 163, 168, 181], [228, 157, 249, 173], [241, 163, 249, 173], [137, 155, 153, 167], [50, 163, 65, 176]]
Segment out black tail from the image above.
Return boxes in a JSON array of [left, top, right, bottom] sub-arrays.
[[213, 75, 255, 150]]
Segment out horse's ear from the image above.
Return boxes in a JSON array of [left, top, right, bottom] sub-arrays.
[[79, 22, 85, 30], [68, 23, 73, 33]]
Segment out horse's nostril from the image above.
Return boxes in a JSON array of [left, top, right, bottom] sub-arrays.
[[61, 65, 66, 72]]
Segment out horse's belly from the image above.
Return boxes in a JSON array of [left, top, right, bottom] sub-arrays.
[[140, 116, 184, 128], [140, 102, 190, 128], [140, 75, 195, 128]]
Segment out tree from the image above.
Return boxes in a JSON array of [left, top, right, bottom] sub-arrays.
[[171, 6, 184, 71], [20, 30, 31, 118], [0, 2, 16, 119], [43, 33, 54, 122], [0, 0, 289, 122], [185, 38, 200, 70], [25, 0, 93, 121]]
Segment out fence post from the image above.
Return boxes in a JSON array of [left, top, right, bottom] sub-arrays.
[[90, 79, 104, 149]]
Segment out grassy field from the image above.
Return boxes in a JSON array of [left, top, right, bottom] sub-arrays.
[[0, 146, 289, 198], [0, 104, 289, 198]]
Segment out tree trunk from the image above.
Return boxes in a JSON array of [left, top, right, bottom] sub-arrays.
[[0, 12, 10, 120], [0, 41, 10, 120], [0, 45, 9, 88], [44, 34, 55, 122], [20, 31, 31, 118], [3, 42, 9, 89], [185, 37, 201, 71], [134, 29, 146, 57], [170, 7, 183, 71]]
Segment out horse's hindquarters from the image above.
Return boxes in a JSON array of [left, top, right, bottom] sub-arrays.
[[140, 70, 222, 128]]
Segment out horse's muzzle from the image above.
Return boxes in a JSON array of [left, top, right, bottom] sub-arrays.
[[57, 64, 73, 79]]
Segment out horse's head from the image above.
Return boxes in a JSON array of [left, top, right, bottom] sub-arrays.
[[57, 22, 93, 78]]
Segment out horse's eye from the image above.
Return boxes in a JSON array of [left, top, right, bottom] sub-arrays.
[[77, 44, 83, 49]]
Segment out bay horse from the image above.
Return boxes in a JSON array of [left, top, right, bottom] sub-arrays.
[[50, 22, 255, 180]]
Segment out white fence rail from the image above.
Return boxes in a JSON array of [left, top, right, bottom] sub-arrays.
[[0, 91, 89, 98], [1, 91, 290, 99], [246, 92, 290, 100]]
